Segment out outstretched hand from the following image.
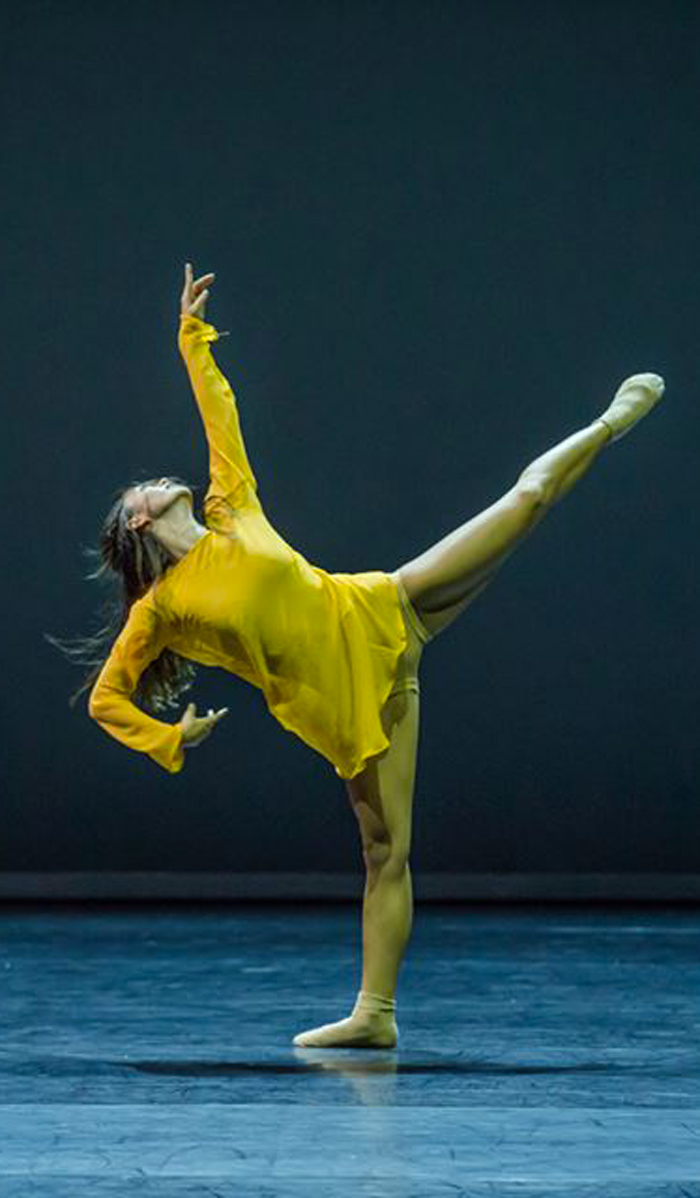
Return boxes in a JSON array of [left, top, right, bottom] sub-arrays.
[[179, 701, 229, 749], [181, 262, 215, 320]]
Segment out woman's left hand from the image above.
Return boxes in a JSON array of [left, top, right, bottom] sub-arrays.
[[181, 262, 215, 320]]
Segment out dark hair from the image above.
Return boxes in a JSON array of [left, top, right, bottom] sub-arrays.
[[44, 475, 199, 715]]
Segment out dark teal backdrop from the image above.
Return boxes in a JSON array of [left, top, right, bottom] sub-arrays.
[[3, 0, 698, 878]]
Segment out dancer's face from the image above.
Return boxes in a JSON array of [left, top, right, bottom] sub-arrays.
[[124, 477, 193, 533]]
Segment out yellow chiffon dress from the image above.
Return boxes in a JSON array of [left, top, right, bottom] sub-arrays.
[[88, 313, 409, 780]]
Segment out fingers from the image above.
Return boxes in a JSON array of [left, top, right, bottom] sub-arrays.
[[183, 701, 228, 728], [182, 263, 215, 298], [199, 706, 228, 726], [195, 707, 228, 741], [185, 702, 227, 717], [190, 289, 209, 315], [180, 263, 216, 319]]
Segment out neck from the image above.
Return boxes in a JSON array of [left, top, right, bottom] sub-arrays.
[[154, 517, 209, 563]]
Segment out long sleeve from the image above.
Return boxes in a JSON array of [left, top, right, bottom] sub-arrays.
[[88, 594, 185, 774], [178, 313, 262, 514]]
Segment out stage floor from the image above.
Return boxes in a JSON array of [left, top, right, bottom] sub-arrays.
[[0, 902, 698, 1195]]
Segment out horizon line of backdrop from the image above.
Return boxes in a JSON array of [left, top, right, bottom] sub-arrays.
[[2, 0, 699, 891]]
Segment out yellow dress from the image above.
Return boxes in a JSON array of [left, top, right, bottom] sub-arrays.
[[88, 313, 409, 780]]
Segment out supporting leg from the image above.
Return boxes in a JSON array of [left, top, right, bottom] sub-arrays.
[[354, 689, 420, 1007], [293, 688, 419, 1049], [398, 418, 611, 616]]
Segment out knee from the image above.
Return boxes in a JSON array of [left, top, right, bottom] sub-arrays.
[[515, 472, 551, 508], [362, 833, 410, 879], [350, 792, 411, 877]]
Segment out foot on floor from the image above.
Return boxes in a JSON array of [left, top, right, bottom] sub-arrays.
[[293, 989, 398, 1048]]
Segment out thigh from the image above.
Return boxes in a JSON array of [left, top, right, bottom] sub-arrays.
[[389, 568, 431, 693], [398, 484, 545, 613], [345, 687, 420, 856], [417, 571, 494, 638]]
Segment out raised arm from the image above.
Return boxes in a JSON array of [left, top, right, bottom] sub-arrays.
[[88, 594, 185, 774], [178, 263, 262, 515]]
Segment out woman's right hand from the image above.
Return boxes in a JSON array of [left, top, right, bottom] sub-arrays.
[[180, 262, 215, 320], [179, 701, 229, 749]]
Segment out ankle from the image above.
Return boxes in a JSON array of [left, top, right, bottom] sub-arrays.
[[356, 989, 397, 1016]]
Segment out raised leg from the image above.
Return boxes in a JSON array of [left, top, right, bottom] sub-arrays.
[[417, 573, 494, 638], [398, 418, 612, 618]]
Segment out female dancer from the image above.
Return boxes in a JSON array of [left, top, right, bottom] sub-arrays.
[[60, 263, 664, 1049]]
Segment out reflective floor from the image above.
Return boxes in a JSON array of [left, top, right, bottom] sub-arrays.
[[0, 902, 699, 1195]]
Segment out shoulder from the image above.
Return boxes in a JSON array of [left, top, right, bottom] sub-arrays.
[[111, 592, 173, 663], [129, 587, 166, 629], [205, 483, 263, 522]]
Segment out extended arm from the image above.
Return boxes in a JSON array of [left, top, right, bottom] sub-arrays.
[[88, 595, 185, 774], [178, 312, 261, 514]]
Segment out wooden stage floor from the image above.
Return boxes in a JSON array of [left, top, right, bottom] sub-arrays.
[[0, 902, 698, 1195]]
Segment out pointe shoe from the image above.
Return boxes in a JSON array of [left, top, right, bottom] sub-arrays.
[[598, 372, 665, 442]]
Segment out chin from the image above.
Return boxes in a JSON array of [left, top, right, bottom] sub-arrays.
[[167, 489, 192, 514]]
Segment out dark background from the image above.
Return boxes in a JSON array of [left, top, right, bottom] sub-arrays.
[[3, 0, 698, 877]]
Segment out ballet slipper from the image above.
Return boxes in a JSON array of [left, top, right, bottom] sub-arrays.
[[292, 990, 399, 1049], [597, 372, 665, 442]]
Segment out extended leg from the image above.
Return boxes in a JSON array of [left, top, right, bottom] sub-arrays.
[[398, 418, 611, 616], [399, 370, 665, 619]]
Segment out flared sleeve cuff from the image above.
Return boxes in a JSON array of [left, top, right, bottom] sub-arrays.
[[178, 313, 230, 347]]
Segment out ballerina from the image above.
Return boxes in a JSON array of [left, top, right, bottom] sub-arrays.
[[51, 262, 664, 1049]]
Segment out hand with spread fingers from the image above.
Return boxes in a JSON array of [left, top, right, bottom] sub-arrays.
[[179, 701, 229, 749], [181, 262, 215, 321]]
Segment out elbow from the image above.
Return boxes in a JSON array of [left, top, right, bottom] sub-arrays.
[[88, 686, 106, 722]]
